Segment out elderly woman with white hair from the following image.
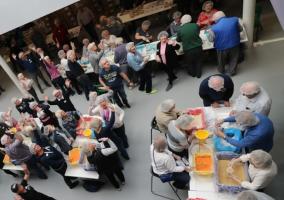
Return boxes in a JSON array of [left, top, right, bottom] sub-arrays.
[[88, 90, 113, 115], [232, 81, 272, 116], [88, 42, 104, 83], [100, 29, 117, 49], [167, 114, 196, 157], [199, 74, 234, 107], [89, 95, 129, 148], [208, 11, 242, 75], [88, 104, 129, 160], [99, 58, 132, 108], [215, 111, 274, 152], [150, 135, 191, 189], [169, 11, 182, 36], [197, 1, 218, 29], [237, 190, 275, 200], [156, 31, 179, 91], [176, 14, 203, 78], [126, 42, 157, 94], [155, 99, 180, 133], [227, 150, 277, 190], [80, 137, 125, 190], [135, 20, 153, 44]]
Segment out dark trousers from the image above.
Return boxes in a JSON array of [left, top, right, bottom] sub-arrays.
[[127, 66, 139, 83], [28, 87, 41, 102], [168, 146, 188, 158], [84, 22, 99, 43], [137, 67, 152, 93], [76, 74, 94, 100], [112, 85, 128, 107], [26, 155, 47, 179], [66, 71, 82, 94], [55, 162, 74, 188], [160, 63, 177, 84], [28, 70, 50, 92], [217, 45, 240, 76], [110, 134, 129, 160], [184, 47, 203, 78], [52, 76, 67, 94], [172, 172, 190, 189], [113, 125, 129, 148], [105, 169, 125, 188]]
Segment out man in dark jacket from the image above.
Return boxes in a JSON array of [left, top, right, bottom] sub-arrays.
[[45, 89, 76, 112], [199, 74, 234, 107], [12, 97, 36, 116]]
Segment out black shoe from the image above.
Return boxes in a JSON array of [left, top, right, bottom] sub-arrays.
[[38, 174, 48, 179], [122, 154, 130, 160], [69, 181, 79, 189], [165, 84, 173, 91], [124, 103, 131, 108], [77, 90, 83, 95]]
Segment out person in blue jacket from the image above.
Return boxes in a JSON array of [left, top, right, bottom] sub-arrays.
[[208, 11, 242, 76], [215, 111, 274, 152]]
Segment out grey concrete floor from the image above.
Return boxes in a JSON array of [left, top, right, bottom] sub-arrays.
[[1, 40, 284, 200]]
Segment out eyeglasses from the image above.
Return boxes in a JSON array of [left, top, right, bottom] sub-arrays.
[[242, 93, 258, 99]]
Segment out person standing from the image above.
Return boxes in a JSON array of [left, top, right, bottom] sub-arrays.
[[11, 166, 55, 200], [208, 11, 241, 76], [99, 58, 132, 108], [177, 14, 203, 78], [52, 18, 70, 49], [76, 4, 99, 43], [45, 89, 76, 112], [126, 42, 157, 94]]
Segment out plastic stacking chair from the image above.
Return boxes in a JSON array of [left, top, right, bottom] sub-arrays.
[[150, 167, 182, 200], [150, 117, 161, 144]]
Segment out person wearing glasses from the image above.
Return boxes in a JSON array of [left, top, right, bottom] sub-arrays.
[[199, 74, 234, 107], [232, 81, 272, 116]]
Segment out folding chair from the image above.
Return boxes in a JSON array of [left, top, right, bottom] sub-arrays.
[[150, 167, 182, 200], [150, 117, 161, 144]]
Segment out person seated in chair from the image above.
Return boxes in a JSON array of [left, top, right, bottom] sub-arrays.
[[150, 135, 191, 190]]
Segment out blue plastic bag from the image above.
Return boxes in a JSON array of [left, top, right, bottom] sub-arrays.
[[214, 128, 242, 153]]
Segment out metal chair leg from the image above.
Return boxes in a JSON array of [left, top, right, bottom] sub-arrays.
[[168, 183, 182, 200]]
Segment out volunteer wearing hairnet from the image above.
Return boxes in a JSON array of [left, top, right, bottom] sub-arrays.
[[215, 111, 274, 152], [227, 150, 277, 191], [232, 81, 272, 116]]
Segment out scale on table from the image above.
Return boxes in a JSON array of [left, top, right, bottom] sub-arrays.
[[191, 129, 214, 176]]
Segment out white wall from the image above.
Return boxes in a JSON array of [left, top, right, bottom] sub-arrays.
[[270, 0, 284, 30], [0, 0, 79, 34]]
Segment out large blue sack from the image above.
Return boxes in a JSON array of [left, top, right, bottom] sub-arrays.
[[214, 128, 242, 153]]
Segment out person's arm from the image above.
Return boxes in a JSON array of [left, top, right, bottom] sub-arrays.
[[164, 155, 185, 172], [127, 53, 145, 71], [241, 172, 269, 190], [224, 78, 234, 101], [9, 134, 23, 148], [135, 32, 147, 42], [225, 129, 260, 148], [100, 138, 118, 156], [119, 72, 131, 84]]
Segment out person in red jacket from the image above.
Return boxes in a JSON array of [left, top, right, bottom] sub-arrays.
[[52, 18, 70, 49]]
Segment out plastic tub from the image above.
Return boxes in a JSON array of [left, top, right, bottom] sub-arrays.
[[69, 148, 81, 166], [193, 152, 214, 175]]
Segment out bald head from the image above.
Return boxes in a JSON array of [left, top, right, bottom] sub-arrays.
[[208, 76, 224, 91], [240, 81, 261, 96]]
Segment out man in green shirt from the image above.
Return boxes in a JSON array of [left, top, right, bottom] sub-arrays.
[[177, 14, 203, 78]]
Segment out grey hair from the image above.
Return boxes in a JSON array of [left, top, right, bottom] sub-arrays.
[[208, 75, 224, 91], [157, 31, 169, 40], [99, 57, 108, 68], [172, 11, 182, 20], [125, 42, 135, 52], [237, 191, 258, 200], [153, 135, 167, 152], [180, 14, 192, 25], [240, 81, 261, 96], [88, 117, 102, 130], [57, 50, 65, 59], [115, 37, 124, 45], [212, 11, 226, 22], [160, 99, 175, 112], [142, 20, 151, 27], [235, 111, 260, 127], [175, 114, 194, 130], [87, 42, 96, 51], [250, 150, 273, 169], [95, 95, 109, 105]]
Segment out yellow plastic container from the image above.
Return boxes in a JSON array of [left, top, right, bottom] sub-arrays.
[[83, 129, 92, 138], [68, 148, 81, 166], [193, 152, 213, 176], [195, 129, 209, 142]]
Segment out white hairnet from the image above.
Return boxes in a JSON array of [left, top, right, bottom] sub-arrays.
[[180, 14, 192, 25], [175, 114, 194, 130], [235, 111, 260, 127], [160, 99, 175, 112], [157, 31, 169, 40], [250, 150, 273, 169], [208, 75, 224, 91], [153, 135, 167, 152], [212, 11, 226, 22], [125, 42, 135, 52], [240, 81, 261, 96]]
